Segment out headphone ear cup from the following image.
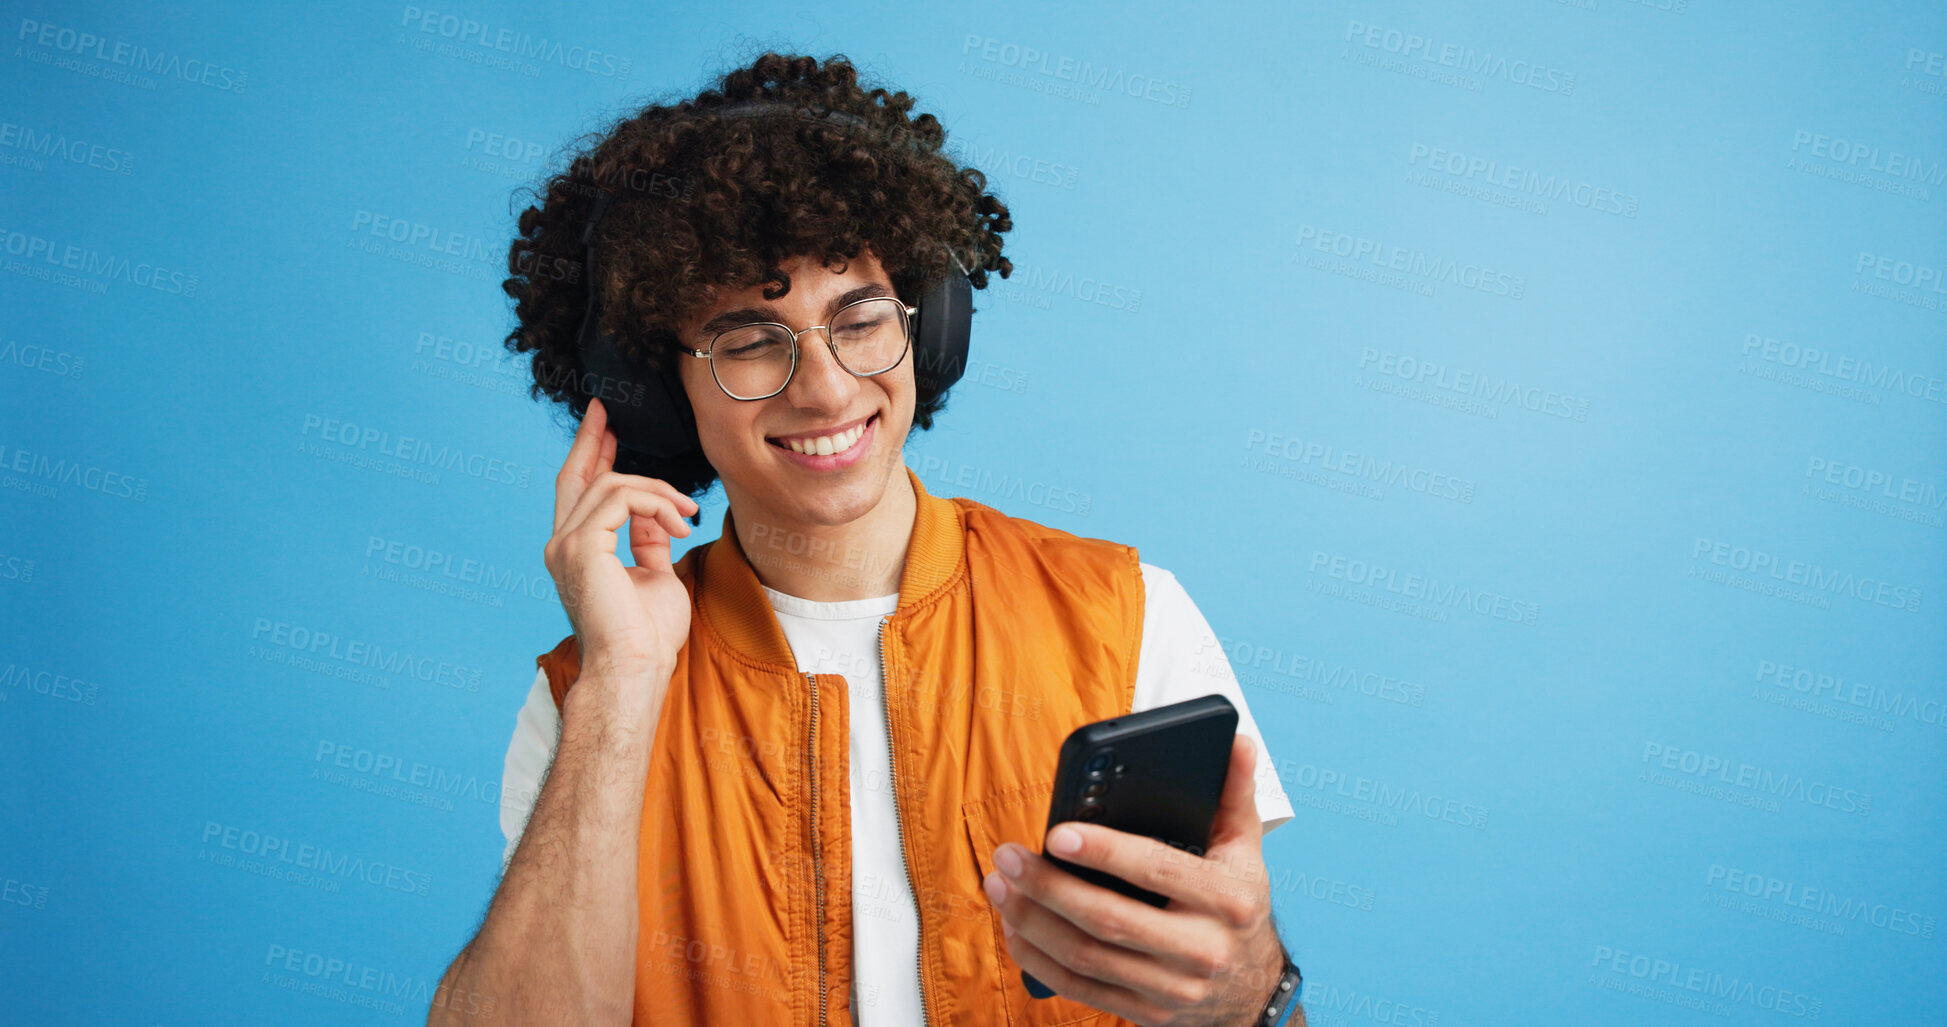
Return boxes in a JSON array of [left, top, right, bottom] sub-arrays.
[[645, 352, 700, 458], [912, 269, 972, 394], [581, 322, 702, 462]]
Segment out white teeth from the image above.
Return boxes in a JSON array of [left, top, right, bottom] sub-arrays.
[[785, 420, 867, 456]]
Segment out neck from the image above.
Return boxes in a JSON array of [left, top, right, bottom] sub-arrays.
[[727, 464, 917, 602]]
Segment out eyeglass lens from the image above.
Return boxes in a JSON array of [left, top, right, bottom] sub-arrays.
[[708, 296, 909, 399]]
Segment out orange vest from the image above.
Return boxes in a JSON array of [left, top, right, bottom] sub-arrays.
[[536, 465, 1146, 1026]]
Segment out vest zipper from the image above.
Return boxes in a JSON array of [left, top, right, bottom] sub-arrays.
[[806, 671, 829, 1027], [879, 622, 930, 1027]]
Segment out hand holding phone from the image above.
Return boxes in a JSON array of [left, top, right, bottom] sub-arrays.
[[1020, 694, 1239, 999]]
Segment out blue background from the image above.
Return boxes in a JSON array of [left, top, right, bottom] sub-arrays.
[[4, 0, 1943, 1023]]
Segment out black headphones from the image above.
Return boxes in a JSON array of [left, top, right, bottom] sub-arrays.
[[571, 100, 975, 464]]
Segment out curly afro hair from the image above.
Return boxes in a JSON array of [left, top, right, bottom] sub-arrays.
[[502, 51, 1014, 514]]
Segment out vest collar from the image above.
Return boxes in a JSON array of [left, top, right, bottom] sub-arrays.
[[697, 464, 966, 669]]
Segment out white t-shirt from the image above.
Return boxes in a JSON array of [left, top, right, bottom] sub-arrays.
[[499, 562, 1294, 1026]]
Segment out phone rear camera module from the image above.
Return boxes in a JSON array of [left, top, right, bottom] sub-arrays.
[[1084, 750, 1114, 776]]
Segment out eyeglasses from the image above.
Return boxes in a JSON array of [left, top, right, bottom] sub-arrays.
[[682, 295, 917, 401]]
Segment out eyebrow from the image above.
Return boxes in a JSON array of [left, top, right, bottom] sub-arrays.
[[696, 282, 896, 339]]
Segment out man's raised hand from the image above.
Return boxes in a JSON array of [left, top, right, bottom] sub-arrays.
[[544, 397, 700, 693]]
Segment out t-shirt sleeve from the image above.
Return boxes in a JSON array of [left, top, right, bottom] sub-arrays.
[[501, 665, 564, 870], [1131, 563, 1295, 835]]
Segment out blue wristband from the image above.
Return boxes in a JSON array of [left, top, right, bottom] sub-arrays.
[[1260, 951, 1302, 1026]]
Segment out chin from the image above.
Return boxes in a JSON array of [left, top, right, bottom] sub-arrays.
[[783, 456, 895, 515]]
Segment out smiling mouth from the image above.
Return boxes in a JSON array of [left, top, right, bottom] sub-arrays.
[[767, 413, 878, 456]]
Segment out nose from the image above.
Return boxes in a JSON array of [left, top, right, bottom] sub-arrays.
[[781, 326, 860, 409]]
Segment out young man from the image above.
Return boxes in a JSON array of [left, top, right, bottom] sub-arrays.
[[433, 52, 1302, 1027]]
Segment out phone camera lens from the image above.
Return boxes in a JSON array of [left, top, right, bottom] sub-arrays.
[[1084, 750, 1114, 776], [1077, 804, 1103, 821], [1081, 779, 1109, 801]]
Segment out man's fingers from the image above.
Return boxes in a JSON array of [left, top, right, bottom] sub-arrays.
[[993, 844, 1186, 959], [630, 498, 680, 566], [622, 473, 697, 517], [1036, 735, 1269, 922], [561, 472, 698, 543], [554, 398, 612, 533], [987, 872, 1196, 1005], [1039, 818, 1263, 928], [1000, 929, 1167, 1025], [1207, 733, 1265, 849], [558, 482, 694, 564], [597, 418, 618, 479]]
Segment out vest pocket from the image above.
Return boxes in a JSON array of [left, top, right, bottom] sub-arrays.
[[962, 782, 1127, 1027]]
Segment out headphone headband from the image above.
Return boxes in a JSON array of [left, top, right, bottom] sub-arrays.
[[709, 100, 869, 128]]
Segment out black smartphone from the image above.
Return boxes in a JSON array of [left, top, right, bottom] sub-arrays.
[[1021, 693, 1239, 999]]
